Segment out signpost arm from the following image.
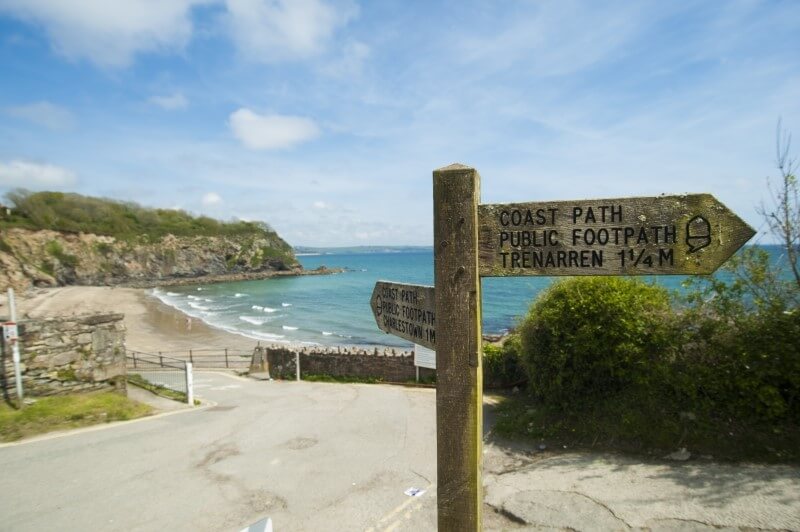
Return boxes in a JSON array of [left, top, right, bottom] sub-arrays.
[[433, 164, 482, 531]]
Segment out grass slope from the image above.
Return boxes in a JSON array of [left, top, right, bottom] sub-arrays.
[[0, 393, 153, 442]]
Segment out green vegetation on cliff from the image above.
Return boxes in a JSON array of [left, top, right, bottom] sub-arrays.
[[3, 190, 292, 250], [0, 190, 299, 290]]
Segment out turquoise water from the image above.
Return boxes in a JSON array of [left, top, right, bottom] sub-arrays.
[[152, 247, 788, 348]]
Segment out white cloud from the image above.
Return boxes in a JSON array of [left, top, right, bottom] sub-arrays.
[[148, 92, 189, 110], [0, 0, 357, 67], [229, 108, 320, 150], [201, 192, 222, 205], [0, 160, 76, 187], [4, 101, 74, 130], [452, 1, 649, 77], [312, 200, 327, 209], [225, 0, 356, 62], [321, 39, 369, 78], [0, 0, 206, 67]]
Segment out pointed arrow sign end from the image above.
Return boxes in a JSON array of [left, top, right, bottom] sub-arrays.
[[693, 196, 758, 274]]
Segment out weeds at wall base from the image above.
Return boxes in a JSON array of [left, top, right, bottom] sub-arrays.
[[126, 374, 188, 403]]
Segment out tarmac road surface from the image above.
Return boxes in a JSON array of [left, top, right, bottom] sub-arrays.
[[0, 373, 438, 531], [1, 372, 798, 531]]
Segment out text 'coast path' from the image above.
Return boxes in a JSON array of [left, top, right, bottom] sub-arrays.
[[478, 193, 755, 277]]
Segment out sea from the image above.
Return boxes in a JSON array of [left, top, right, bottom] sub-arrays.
[[151, 246, 788, 349]]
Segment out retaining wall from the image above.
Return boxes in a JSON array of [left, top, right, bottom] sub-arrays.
[[1, 313, 126, 399], [265, 346, 435, 382]]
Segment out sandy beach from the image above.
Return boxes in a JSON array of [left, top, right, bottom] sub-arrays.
[[3, 286, 258, 356]]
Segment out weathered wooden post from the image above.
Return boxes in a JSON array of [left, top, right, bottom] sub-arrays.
[[433, 164, 483, 531], [370, 163, 756, 531]]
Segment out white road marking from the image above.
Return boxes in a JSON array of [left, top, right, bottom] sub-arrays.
[[366, 483, 434, 532]]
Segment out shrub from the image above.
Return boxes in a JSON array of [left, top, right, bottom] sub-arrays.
[[683, 247, 799, 317], [518, 277, 674, 408], [40, 261, 55, 277], [483, 335, 526, 388], [678, 248, 800, 422], [45, 240, 78, 268], [93, 241, 113, 256], [688, 309, 800, 422]]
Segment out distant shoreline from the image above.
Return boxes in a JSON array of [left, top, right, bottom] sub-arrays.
[[120, 266, 344, 289]]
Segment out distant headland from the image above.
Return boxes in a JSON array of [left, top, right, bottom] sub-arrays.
[[294, 245, 432, 255]]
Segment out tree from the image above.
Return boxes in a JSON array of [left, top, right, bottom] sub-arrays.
[[759, 120, 800, 290]]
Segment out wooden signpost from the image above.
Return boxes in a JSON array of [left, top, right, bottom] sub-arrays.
[[479, 194, 754, 277], [371, 164, 756, 531], [370, 281, 436, 350]]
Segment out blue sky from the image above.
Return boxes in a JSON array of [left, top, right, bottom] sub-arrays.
[[0, 0, 798, 246]]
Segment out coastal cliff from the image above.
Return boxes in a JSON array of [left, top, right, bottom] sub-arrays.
[[0, 191, 301, 292], [0, 228, 301, 292]]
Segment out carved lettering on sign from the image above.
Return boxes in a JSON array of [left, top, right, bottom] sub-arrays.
[[370, 281, 436, 350], [478, 194, 755, 277]]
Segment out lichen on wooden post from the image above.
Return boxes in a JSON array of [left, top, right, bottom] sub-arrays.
[[433, 163, 483, 531]]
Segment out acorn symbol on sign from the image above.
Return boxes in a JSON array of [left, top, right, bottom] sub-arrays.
[[686, 215, 711, 253]]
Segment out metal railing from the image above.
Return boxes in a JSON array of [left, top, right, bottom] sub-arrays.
[[126, 350, 193, 404], [136, 348, 252, 369]]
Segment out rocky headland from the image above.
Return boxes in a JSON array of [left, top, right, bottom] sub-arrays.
[[0, 227, 330, 292], [0, 191, 321, 293]]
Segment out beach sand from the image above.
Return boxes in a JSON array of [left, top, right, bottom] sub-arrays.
[[5, 286, 257, 356]]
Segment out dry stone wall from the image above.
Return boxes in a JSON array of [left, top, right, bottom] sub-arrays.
[[1, 313, 126, 398], [265, 346, 435, 382]]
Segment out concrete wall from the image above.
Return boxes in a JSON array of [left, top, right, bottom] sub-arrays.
[[266, 346, 435, 383], [1, 313, 126, 399]]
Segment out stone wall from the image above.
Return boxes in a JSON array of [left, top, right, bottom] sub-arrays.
[[266, 346, 435, 383], [1, 313, 126, 399]]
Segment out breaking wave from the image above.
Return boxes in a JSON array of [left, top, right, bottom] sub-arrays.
[[239, 315, 269, 326]]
